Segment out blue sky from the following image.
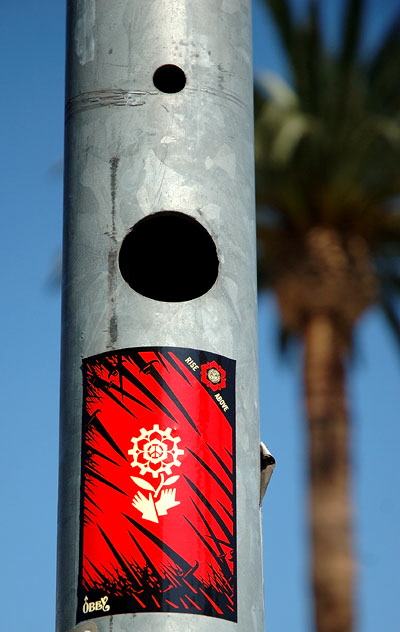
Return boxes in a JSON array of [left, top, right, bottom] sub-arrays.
[[0, 1, 399, 631]]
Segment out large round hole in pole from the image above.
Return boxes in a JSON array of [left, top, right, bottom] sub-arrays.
[[119, 212, 219, 302], [152, 64, 186, 93]]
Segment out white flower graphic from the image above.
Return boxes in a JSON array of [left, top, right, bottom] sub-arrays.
[[128, 424, 184, 523]]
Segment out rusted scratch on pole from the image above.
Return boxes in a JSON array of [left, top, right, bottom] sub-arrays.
[[66, 87, 246, 118], [107, 156, 119, 349], [66, 89, 156, 117], [197, 87, 246, 110]]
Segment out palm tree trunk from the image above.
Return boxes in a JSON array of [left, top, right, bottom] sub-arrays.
[[303, 313, 354, 632]]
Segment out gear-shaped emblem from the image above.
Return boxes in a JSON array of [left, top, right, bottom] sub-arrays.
[[128, 424, 184, 478], [200, 360, 227, 392]]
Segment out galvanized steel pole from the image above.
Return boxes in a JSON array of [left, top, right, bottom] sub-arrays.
[[57, 1, 264, 631]]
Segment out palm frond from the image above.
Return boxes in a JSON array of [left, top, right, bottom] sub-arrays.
[[300, 0, 323, 114], [339, 0, 364, 72], [368, 14, 400, 114], [254, 82, 266, 120], [263, 0, 315, 109], [256, 70, 298, 107], [263, 0, 295, 57]]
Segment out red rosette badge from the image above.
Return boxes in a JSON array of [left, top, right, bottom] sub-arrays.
[[200, 360, 227, 392]]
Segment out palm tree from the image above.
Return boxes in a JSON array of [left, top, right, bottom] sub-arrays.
[[254, 1, 400, 631]]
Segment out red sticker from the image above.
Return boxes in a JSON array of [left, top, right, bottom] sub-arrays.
[[77, 347, 236, 623]]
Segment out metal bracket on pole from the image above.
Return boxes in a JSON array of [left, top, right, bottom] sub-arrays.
[[260, 442, 275, 504]]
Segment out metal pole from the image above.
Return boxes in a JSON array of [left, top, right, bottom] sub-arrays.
[[57, 1, 264, 631]]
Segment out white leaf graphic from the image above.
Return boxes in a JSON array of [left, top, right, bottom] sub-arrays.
[[131, 477, 156, 492], [164, 475, 180, 486]]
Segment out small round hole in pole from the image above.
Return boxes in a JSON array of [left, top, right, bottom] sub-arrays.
[[119, 212, 219, 302], [153, 64, 186, 93]]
